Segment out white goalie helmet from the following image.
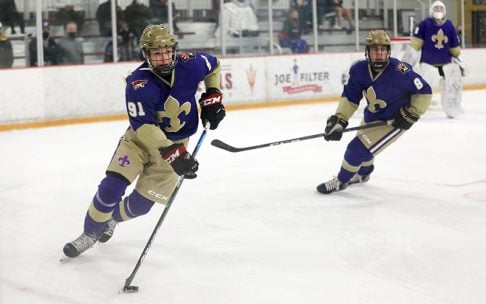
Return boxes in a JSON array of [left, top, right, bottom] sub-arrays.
[[430, 1, 446, 21]]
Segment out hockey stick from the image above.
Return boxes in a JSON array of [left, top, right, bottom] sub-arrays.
[[122, 127, 209, 293], [211, 121, 388, 153]]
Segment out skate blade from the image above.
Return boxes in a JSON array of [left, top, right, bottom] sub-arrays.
[[59, 251, 72, 263]]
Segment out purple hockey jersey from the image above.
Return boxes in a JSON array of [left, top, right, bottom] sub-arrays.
[[414, 18, 460, 65], [343, 57, 432, 122], [125, 51, 219, 140]]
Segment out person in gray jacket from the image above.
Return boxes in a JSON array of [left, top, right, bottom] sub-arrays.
[[58, 20, 84, 64]]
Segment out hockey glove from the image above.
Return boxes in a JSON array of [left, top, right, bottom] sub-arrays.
[[392, 107, 419, 130], [199, 88, 226, 130], [159, 143, 199, 179], [324, 115, 348, 141]]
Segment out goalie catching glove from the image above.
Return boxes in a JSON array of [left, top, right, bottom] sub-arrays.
[[199, 88, 226, 130], [324, 115, 348, 141], [159, 143, 199, 178], [392, 107, 419, 130]]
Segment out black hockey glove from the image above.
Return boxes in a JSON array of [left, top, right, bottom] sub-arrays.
[[159, 143, 199, 179], [199, 88, 226, 130], [324, 115, 348, 141], [392, 107, 419, 130]]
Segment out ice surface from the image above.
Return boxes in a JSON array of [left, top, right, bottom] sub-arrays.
[[1, 90, 486, 304]]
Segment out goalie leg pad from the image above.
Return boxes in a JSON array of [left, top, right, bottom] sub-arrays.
[[419, 63, 442, 90], [419, 63, 442, 111], [441, 63, 464, 118]]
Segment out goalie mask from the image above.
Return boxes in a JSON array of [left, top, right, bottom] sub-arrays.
[[365, 30, 391, 71], [140, 24, 179, 77], [430, 1, 446, 22]]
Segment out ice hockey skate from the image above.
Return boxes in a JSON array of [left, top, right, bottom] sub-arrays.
[[348, 166, 374, 186], [98, 218, 117, 243], [316, 177, 348, 194], [63, 232, 98, 258]]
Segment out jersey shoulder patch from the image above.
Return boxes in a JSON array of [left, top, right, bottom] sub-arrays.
[[131, 79, 148, 90], [178, 51, 195, 62], [396, 62, 411, 74]]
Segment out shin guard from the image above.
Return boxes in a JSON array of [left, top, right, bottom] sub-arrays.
[[112, 190, 155, 222], [84, 174, 129, 235]]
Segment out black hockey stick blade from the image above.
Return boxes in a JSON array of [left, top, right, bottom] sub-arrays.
[[211, 121, 387, 153], [122, 284, 139, 293], [211, 139, 242, 152]]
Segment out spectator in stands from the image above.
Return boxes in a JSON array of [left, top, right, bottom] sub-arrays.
[[58, 20, 84, 65], [149, 0, 180, 32], [0, 22, 14, 68], [279, 8, 309, 53], [96, 0, 123, 37], [28, 22, 61, 66], [209, 0, 221, 25], [0, 0, 25, 34], [316, 0, 336, 29], [292, 0, 312, 30], [214, 0, 259, 38], [124, 0, 152, 39], [55, 3, 84, 31], [329, 0, 354, 31], [104, 20, 139, 62]]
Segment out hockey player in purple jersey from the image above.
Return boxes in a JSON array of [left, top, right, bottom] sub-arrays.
[[402, 0, 464, 118], [63, 24, 226, 258], [317, 30, 432, 194]]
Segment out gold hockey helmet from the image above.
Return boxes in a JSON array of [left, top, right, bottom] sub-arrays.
[[365, 30, 391, 70], [365, 30, 391, 47], [140, 24, 179, 76]]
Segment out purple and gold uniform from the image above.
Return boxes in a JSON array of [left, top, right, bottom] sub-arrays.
[[126, 51, 219, 141], [412, 17, 460, 66], [402, 1, 464, 119], [332, 57, 431, 183], [317, 30, 432, 194], [342, 58, 431, 123], [63, 24, 224, 258]]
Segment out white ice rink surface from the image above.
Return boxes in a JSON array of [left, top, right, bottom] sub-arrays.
[[1, 90, 486, 304]]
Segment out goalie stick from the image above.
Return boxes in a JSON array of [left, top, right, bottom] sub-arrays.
[[211, 121, 388, 153], [122, 126, 209, 293]]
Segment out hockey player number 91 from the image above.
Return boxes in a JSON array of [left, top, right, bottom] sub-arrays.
[[127, 101, 146, 117]]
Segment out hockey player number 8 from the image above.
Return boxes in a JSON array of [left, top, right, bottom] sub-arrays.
[[413, 78, 424, 90]]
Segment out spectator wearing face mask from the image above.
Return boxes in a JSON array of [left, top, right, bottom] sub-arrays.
[[58, 20, 84, 64], [28, 21, 61, 66]]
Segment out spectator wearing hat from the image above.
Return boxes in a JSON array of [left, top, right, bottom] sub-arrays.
[[28, 22, 61, 66]]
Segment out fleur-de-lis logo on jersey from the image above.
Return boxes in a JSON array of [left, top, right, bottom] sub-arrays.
[[365, 86, 387, 113], [118, 155, 131, 167], [431, 29, 448, 49], [156, 96, 191, 132]]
